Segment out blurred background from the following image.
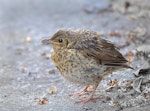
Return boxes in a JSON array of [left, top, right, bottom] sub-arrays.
[[0, 0, 149, 111]]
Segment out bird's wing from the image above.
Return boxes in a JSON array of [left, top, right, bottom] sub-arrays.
[[69, 37, 129, 67]]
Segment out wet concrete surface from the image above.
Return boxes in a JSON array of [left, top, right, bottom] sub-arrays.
[[0, 0, 150, 111]]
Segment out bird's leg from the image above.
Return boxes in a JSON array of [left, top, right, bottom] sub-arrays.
[[68, 85, 93, 97], [75, 84, 100, 103]]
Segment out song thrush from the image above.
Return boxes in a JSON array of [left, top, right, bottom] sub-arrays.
[[42, 29, 133, 103]]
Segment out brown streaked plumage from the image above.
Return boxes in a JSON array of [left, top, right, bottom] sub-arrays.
[[42, 29, 133, 103]]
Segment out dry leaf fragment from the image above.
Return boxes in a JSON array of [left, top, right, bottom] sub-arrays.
[[108, 31, 121, 37], [125, 33, 135, 39], [127, 56, 132, 62], [123, 80, 133, 87], [107, 79, 119, 86], [38, 97, 48, 105], [46, 85, 57, 94]]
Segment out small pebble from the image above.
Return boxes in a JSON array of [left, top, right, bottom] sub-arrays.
[[48, 69, 55, 74], [109, 99, 119, 106], [23, 37, 32, 43], [19, 66, 28, 73]]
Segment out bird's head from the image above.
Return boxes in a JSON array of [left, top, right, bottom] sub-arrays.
[[41, 29, 77, 50]]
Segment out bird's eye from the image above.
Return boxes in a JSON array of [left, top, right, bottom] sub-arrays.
[[58, 38, 63, 43]]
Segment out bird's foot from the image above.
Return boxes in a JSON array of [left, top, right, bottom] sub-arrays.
[[68, 91, 84, 97], [68, 89, 93, 96], [68, 85, 94, 97], [75, 95, 100, 103]]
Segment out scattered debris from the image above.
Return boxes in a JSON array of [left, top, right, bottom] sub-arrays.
[[15, 47, 30, 55], [125, 50, 134, 57], [23, 37, 32, 43], [38, 97, 48, 105], [124, 50, 134, 62], [40, 52, 51, 59], [45, 54, 51, 59], [124, 1, 131, 10], [40, 52, 46, 56], [28, 71, 38, 75], [46, 85, 57, 94], [125, 33, 135, 39], [123, 80, 133, 87], [127, 56, 132, 62], [19, 66, 28, 73], [127, 15, 137, 20], [82, 107, 92, 111], [107, 79, 119, 87], [103, 96, 111, 103], [108, 31, 121, 37], [48, 69, 56, 74], [106, 96, 111, 101]]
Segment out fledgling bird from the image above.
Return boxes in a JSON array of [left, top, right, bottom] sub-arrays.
[[42, 29, 133, 103]]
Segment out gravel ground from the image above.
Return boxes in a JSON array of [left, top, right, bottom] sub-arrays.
[[0, 0, 149, 111]]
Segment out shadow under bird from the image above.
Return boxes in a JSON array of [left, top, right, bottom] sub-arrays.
[[41, 29, 133, 103]]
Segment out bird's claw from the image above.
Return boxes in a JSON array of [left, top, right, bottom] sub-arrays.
[[75, 95, 100, 103]]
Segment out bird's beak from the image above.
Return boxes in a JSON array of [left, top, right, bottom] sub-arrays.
[[41, 37, 51, 45]]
